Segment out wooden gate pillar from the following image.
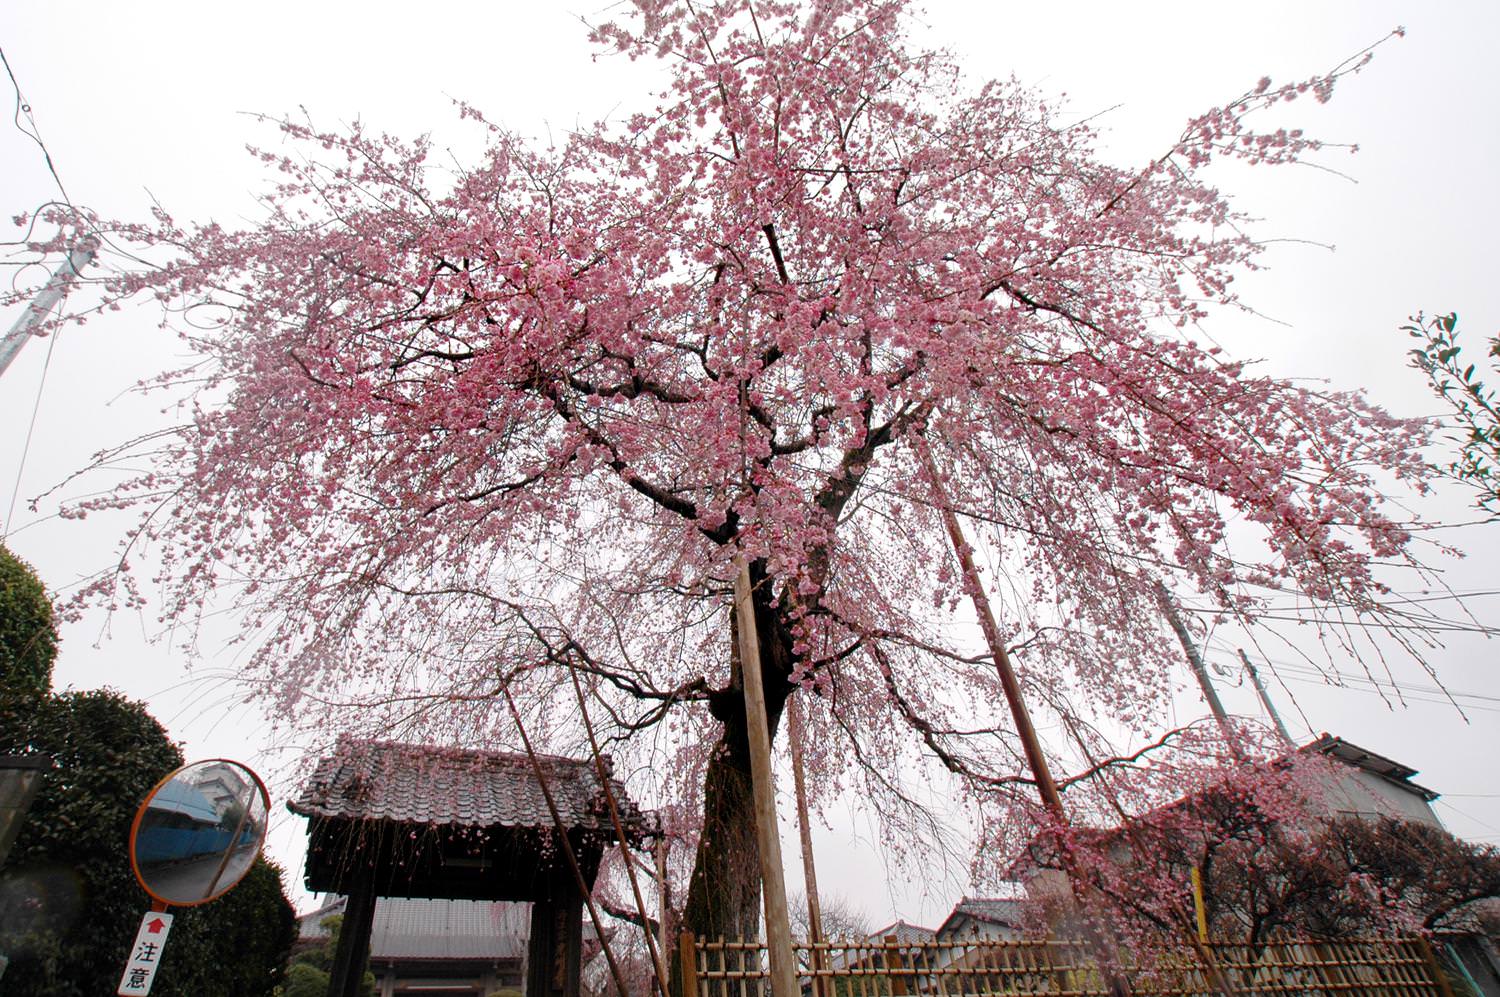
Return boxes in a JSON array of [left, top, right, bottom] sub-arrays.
[[527, 886, 585, 997], [329, 864, 379, 997], [527, 899, 558, 997]]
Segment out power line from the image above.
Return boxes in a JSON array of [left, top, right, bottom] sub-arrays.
[[1238, 674, 1490, 712], [1266, 674, 1500, 714], [1206, 640, 1500, 706], [1435, 799, 1500, 837], [4, 318, 62, 537], [0, 44, 75, 208], [1260, 664, 1500, 707]]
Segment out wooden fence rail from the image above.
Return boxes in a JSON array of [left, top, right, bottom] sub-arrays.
[[679, 932, 1457, 997]]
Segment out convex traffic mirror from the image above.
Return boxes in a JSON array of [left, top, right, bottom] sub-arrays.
[[128, 759, 269, 907]]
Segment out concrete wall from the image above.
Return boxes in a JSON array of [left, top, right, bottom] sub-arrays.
[[1313, 766, 1442, 828]]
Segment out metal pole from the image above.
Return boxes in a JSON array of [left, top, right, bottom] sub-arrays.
[[0, 241, 95, 379], [201, 779, 257, 901], [1236, 649, 1294, 747], [732, 556, 799, 997]]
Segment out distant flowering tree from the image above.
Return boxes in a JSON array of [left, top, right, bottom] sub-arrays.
[[40, 0, 1432, 948], [1303, 814, 1500, 935], [1022, 753, 1500, 949], [1016, 750, 1342, 949]]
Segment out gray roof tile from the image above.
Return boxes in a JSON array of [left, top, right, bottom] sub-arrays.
[[369, 898, 529, 961], [288, 737, 651, 837]]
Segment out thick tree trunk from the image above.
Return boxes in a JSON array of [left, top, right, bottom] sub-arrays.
[[673, 563, 794, 993], [680, 718, 762, 942]]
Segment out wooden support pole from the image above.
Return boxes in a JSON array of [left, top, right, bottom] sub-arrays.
[[1415, 936, 1458, 997], [916, 436, 1128, 997], [1184, 932, 1238, 997], [732, 556, 800, 997], [916, 440, 1065, 821], [884, 934, 910, 997], [566, 662, 671, 997], [679, 930, 701, 997], [657, 837, 672, 994], [502, 687, 633, 997], [789, 698, 826, 997]]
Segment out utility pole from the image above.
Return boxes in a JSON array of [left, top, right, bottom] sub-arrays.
[[732, 557, 799, 997], [0, 240, 96, 379], [1236, 648, 1294, 747], [1153, 581, 1242, 760]]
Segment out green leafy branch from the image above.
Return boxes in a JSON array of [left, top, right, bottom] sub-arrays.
[[1406, 310, 1500, 516]]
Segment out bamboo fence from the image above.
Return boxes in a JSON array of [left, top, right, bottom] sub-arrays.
[[678, 932, 1458, 997]]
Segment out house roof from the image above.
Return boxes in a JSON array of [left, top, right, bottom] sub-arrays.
[[287, 737, 652, 838], [866, 920, 936, 944], [825, 920, 936, 972], [297, 895, 347, 938], [1303, 734, 1440, 802], [300, 896, 611, 963], [369, 898, 529, 962], [936, 898, 1024, 937]]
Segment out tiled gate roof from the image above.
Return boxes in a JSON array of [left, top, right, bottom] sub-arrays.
[[289, 737, 650, 837]]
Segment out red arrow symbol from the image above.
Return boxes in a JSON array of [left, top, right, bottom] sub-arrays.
[[146, 918, 166, 934]]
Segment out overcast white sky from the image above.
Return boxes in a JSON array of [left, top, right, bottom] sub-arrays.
[[1, 1, 1497, 926]]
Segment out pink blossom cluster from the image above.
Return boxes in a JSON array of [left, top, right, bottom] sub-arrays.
[[56, 0, 1438, 918]]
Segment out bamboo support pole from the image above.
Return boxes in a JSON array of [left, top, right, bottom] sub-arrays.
[[502, 686, 634, 997], [566, 661, 672, 996], [789, 697, 828, 997], [732, 556, 801, 997], [658, 838, 673, 992], [915, 438, 1066, 821], [914, 435, 1127, 997]]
